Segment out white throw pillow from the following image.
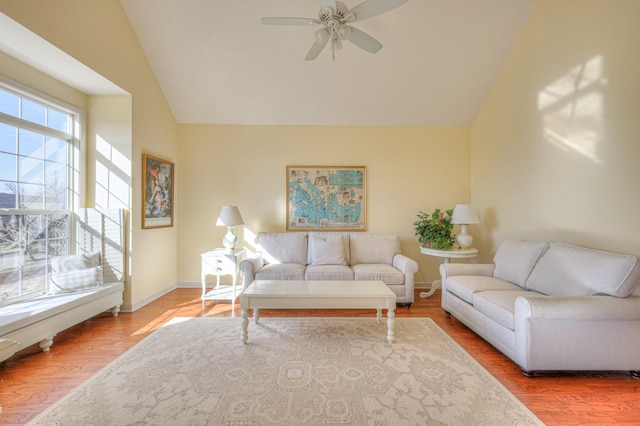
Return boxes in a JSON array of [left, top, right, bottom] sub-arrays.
[[49, 252, 103, 294], [310, 235, 347, 266], [50, 267, 103, 294], [51, 252, 101, 272]]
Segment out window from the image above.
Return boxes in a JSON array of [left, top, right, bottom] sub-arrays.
[[0, 82, 77, 305]]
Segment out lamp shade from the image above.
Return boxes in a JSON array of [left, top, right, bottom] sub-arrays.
[[451, 204, 479, 225], [216, 206, 244, 226]]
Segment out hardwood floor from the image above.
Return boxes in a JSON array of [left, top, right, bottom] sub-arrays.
[[1, 288, 639, 425]]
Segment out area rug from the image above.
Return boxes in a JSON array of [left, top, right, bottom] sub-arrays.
[[28, 317, 543, 425]]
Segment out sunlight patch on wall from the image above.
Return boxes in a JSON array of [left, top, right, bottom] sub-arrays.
[[243, 227, 257, 252], [95, 135, 131, 209], [538, 56, 607, 163]]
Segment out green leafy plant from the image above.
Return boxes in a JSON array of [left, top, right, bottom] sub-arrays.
[[413, 208, 455, 250]]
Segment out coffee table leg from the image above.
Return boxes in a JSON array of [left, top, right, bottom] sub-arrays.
[[376, 308, 382, 323], [254, 308, 260, 324], [241, 309, 249, 344], [386, 308, 396, 343]]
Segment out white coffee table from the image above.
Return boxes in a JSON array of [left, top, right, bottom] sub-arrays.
[[239, 280, 397, 344]]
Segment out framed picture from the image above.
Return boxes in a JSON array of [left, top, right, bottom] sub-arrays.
[[142, 154, 174, 229], [286, 165, 366, 231]]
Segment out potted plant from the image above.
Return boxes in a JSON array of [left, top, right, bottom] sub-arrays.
[[413, 208, 456, 250]]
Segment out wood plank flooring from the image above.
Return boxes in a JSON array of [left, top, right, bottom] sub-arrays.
[[1, 288, 639, 425]]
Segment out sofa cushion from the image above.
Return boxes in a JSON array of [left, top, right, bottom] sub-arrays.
[[254, 263, 306, 281], [493, 240, 548, 288], [257, 232, 307, 265], [473, 291, 544, 330], [445, 275, 524, 304], [309, 235, 347, 266], [526, 243, 640, 297], [305, 265, 354, 281], [307, 232, 351, 265], [352, 264, 404, 285], [350, 234, 400, 266]]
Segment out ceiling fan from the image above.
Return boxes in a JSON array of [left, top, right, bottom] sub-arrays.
[[261, 0, 408, 61]]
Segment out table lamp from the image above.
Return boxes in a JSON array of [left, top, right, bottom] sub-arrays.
[[216, 205, 244, 250], [451, 204, 479, 249]]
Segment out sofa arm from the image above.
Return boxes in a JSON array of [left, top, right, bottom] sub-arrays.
[[439, 263, 495, 280], [393, 254, 419, 305], [515, 295, 640, 321], [513, 295, 640, 372], [393, 253, 419, 276], [240, 253, 264, 288]]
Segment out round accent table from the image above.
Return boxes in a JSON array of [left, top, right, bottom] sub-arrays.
[[419, 247, 478, 298]]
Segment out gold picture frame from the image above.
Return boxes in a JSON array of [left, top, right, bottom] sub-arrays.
[[142, 154, 174, 229], [286, 165, 366, 231]]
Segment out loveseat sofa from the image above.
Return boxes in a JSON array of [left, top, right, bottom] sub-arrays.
[[440, 240, 640, 377], [240, 232, 419, 307]]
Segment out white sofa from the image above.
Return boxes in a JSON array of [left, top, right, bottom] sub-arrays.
[[440, 240, 640, 377], [240, 232, 419, 307]]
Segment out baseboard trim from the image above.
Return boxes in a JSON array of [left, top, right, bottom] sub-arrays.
[[178, 281, 201, 289], [121, 282, 178, 313], [178, 280, 238, 289], [415, 281, 430, 289]]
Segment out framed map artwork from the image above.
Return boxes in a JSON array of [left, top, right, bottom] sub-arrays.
[[286, 165, 366, 231]]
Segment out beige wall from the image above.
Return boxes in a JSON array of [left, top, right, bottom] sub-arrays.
[[0, 1, 179, 310], [0, 51, 86, 111], [177, 125, 470, 285], [471, 0, 640, 260], [6, 0, 637, 307], [86, 95, 133, 303]]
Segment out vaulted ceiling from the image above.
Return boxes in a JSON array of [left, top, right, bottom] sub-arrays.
[[120, 0, 537, 126]]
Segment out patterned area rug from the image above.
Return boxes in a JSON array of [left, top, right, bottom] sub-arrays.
[[29, 317, 543, 425]]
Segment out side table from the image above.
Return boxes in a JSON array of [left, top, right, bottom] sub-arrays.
[[201, 248, 246, 307], [419, 247, 478, 298]]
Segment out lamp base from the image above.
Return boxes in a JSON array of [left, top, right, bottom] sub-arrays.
[[222, 226, 238, 251], [456, 224, 473, 250]]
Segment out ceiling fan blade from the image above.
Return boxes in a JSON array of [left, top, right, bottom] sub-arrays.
[[305, 41, 328, 61], [348, 0, 408, 22], [305, 30, 331, 61], [261, 17, 321, 26], [346, 26, 383, 54], [320, 0, 337, 11]]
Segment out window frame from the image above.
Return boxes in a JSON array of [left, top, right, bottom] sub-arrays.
[[0, 77, 82, 306]]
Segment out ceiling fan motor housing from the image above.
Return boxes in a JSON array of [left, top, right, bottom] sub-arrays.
[[319, 1, 354, 40], [319, 1, 349, 21]]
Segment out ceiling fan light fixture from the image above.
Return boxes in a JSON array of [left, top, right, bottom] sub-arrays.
[[338, 25, 352, 40], [314, 27, 330, 44]]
